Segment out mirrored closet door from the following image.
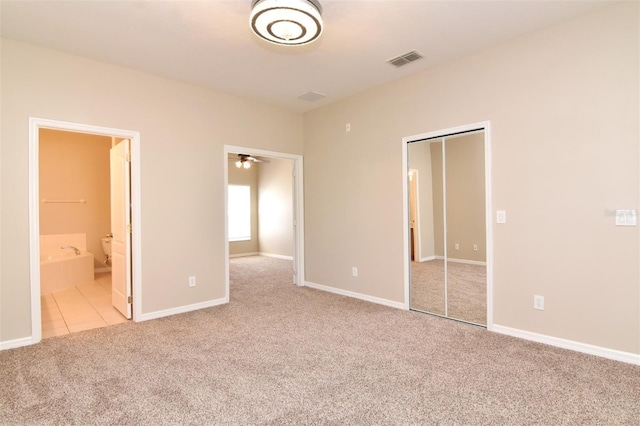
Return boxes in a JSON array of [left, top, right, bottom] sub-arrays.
[[408, 131, 487, 326]]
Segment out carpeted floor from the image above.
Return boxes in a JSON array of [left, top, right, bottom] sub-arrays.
[[410, 259, 487, 325], [1, 256, 638, 425]]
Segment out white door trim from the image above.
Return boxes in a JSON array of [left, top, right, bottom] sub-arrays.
[[28, 117, 142, 344], [223, 145, 305, 299], [402, 121, 493, 330]]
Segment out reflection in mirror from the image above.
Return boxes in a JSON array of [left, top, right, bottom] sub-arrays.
[[444, 133, 486, 325], [408, 132, 487, 326], [408, 140, 445, 316]]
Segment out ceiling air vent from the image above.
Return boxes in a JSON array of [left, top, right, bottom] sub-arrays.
[[298, 91, 327, 102], [387, 50, 424, 68]]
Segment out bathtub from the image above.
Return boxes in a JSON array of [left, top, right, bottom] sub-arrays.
[[40, 249, 95, 295]]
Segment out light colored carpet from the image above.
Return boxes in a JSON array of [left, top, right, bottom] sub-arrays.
[[410, 259, 487, 325], [1, 256, 638, 425]]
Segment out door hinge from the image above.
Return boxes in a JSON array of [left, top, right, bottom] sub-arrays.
[[126, 152, 131, 162], [127, 296, 132, 304], [127, 224, 132, 234]]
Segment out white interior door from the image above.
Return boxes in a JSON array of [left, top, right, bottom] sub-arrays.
[[110, 139, 132, 318]]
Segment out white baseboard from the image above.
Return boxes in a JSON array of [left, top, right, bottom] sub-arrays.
[[448, 258, 487, 266], [432, 256, 486, 266], [229, 252, 259, 258], [493, 324, 640, 365], [420, 256, 486, 265], [259, 252, 293, 260], [0, 336, 37, 351], [137, 297, 228, 322], [304, 281, 406, 310]]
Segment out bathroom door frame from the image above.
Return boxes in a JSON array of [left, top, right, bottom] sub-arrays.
[[28, 117, 143, 343], [402, 121, 494, 330], [223, 145, 305, 296]]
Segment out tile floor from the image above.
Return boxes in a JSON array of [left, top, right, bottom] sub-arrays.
[[41, 272, 128, 339]]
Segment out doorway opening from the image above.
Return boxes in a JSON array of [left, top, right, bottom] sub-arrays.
[[402, 121, 493, 329], [28, 118, 142, 343], [223, 145, 305, 300]]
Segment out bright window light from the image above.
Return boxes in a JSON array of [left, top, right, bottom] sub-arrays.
[[228, 185, 251, 242]]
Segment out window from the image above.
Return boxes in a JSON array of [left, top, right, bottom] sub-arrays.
[[228, 185, 251, 241]]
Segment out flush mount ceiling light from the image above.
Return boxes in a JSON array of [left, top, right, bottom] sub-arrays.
[[250, 0, 323, 46]]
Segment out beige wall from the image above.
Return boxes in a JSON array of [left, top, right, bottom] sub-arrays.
[[39, 129, 112, 266], [228, 159, 259, 256], [258, 158, 293, 257], [304, 3, 639, 354], [0, 38, 302, 342]]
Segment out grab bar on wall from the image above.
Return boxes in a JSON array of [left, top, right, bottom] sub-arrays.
[[41, 199, 86, 204]]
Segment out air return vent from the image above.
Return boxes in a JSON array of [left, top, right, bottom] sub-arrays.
[[387, 50, 424, 67], [298, 91, 327, 102]]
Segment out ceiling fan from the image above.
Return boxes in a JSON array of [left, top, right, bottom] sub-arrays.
[[230, 153, 269, 169]]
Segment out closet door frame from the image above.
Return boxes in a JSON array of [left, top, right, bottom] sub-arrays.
[[402, 121, 494, 330]]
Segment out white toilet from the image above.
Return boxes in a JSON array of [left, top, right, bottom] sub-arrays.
[[101, 236, 112, 263]]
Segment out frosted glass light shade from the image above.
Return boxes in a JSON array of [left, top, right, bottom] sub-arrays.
[[250, 0, 323, 46]]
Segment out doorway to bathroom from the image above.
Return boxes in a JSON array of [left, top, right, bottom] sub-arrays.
[[28, 118, 142, 343]]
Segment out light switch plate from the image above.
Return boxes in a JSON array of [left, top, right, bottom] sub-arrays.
[[496, 210, 506, 224], [534, 295, 544, 310]]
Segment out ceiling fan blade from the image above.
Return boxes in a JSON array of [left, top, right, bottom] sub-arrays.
[[232, 153, 271, 163], [248, 156, 270, 163]]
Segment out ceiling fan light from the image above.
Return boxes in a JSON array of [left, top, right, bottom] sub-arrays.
[[243, 161, 251, 169], [235, 160, 243, 168], [250, 0, 323, 46]]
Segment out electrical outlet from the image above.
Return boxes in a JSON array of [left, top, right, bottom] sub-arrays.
[[346, 123, 351, 133], [188, 276, 196, 287], [454, 243, 459, 250], [534, 295, 544, 310], [473, 244, 478, 251], [352, 267, 358, 277]]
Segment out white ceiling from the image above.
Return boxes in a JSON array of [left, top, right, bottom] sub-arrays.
[[0, 0, 613, 112]]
